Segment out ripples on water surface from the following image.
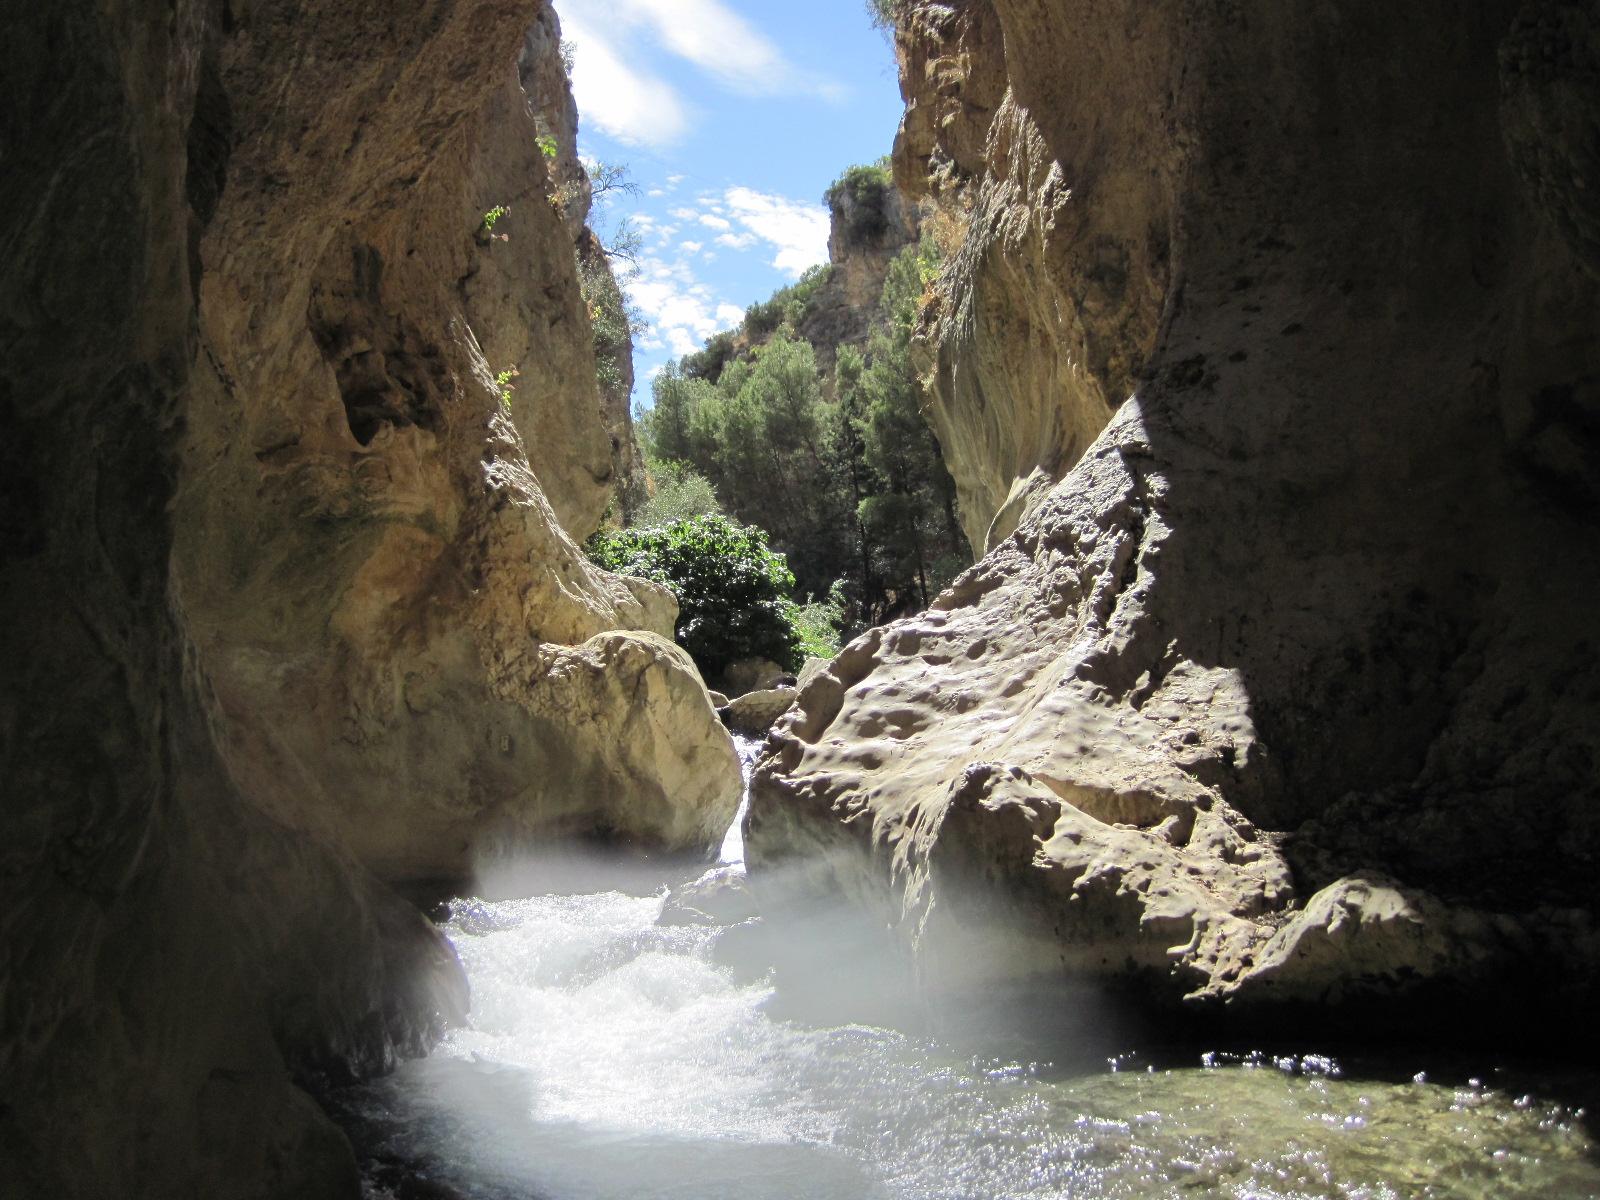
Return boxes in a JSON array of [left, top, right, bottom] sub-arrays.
[[349, 884, 1600, 1200]]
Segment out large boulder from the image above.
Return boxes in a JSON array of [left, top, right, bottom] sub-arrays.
[[720, 657, 788, 697]]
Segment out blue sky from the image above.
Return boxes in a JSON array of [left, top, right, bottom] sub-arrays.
[[553, 0, 904, 399]]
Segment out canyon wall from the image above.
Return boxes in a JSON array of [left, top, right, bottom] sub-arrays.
[[800, 170, 922, 384], [749, 0, 1600, 1043], [0, 0, 737, 1195]]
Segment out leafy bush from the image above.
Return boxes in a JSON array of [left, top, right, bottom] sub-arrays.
[[824, 161, 893, 240], [586, 515, 802, 677], [788, 581, 847, 661], [636, 460, 723, 528]]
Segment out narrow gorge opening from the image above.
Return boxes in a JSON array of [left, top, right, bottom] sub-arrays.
[[5, 0, 1600, 1198]]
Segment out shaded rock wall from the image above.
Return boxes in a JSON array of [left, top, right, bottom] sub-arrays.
[[749, 0, 1600, 1043], [0, 0, 737, 1194]]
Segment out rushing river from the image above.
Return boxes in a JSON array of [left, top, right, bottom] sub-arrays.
[[348, 744, 1600, 1199]]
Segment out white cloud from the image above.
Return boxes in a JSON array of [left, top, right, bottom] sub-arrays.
[[680, 240, 704, 254], [715, 232, 757, 251], [624, 255, 741, 363], [618, 0, 792, 94], [721, 187, 830, 277], [561, 15, 689, 145], [698, 214, 731, 231], [669, 207, 701, 222], [666, 174, 685, 186], [559, 0, 840, 104]]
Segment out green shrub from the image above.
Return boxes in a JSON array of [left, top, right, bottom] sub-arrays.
[[824, 161, 893, 240], [681, 331, 737, 383], [586, 515, 802, 677], [636, 460, 722, 528], [788, 581, 847, 661]]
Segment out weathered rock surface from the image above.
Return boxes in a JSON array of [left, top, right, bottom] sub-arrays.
[[894, 0, 1136, 553], [171, 0, 741, 886], [750, 0, 1600, 1042], [0, 0, 735, 1195]]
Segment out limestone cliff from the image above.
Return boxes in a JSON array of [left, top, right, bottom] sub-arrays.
[[801, 166, 922, 384], [174, 0, 740, 887], [749, 0, 1600, 1044], [0, 1, 738, 1196], [691, 165, 919, 390]]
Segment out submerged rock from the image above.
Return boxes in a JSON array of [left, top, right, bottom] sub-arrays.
[[659, 866, 758, 927]]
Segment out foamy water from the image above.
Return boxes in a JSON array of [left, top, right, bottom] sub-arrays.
[[349, 738, 1600, 1199]]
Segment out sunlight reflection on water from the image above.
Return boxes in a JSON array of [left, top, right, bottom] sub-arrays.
[[349, 879, 1600, 1200]]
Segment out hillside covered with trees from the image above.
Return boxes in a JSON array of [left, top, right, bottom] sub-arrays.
[[629, 162, 972, 646]]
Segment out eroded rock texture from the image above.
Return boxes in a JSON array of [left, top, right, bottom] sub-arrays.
[[174, 0, 739, 886], [1, 0, 736, 1194], [749, 0, 1600, 1043]]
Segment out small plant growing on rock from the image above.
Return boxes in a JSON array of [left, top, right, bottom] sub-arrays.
[[494, 367, 518, 414], [536, 135, 559, 160], [478, 205, 510, 243]]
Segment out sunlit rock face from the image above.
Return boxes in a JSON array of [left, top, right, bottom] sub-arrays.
[[171, 0, 740, 885], [0, 0, 736, 1194], [749, 0, 1600, 1041]]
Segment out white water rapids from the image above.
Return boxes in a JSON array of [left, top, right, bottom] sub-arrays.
[[350, 741, 1600, 1199]]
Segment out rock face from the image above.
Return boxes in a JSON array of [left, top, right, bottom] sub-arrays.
[[801, 172, 922, 382], [894, 0, 1140, 554], [172, 0, 740, 886], [702, 171, 919, 390], [749, 0, 1600, 1043], [0, 1, 736, 1196]]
